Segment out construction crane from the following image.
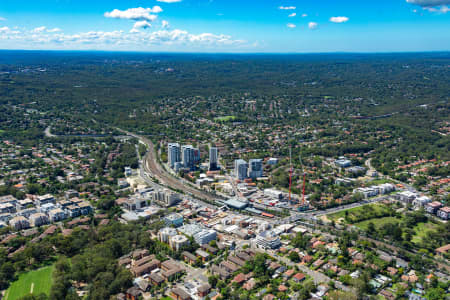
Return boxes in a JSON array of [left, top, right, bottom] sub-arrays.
[[288, 147, 293, 205], [298, 153, 309, 211]]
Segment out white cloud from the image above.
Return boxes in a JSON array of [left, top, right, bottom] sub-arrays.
[[406, 0, 450, 6], [0, 17, 6, 21], [32, 26, 47, 33], [0, 26, 246, 50], [279, 6, 296, 10], [287, 23, 296, 28], [157, 0, 182, 2], [423, 5, 450, 12], [104, 7, 162, 22], [301, 13, 308, 17], [47, 28, 61, 33], [308, 22, 318, 29], [133, 21, 152, 30], [330, 16, 349, 23], [288, 13, 296, 17], [162, 20, 170, 29]]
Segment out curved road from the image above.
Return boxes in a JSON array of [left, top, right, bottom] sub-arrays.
[[119, 129, 220, 203]]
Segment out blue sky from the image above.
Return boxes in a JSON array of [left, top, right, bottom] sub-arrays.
[[0, 0, 449, 52]]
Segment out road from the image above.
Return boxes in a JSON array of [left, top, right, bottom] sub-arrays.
[[44, 126, 56, 137]]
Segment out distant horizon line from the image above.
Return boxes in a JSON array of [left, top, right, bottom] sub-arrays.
[[0, 49, 449, 56]]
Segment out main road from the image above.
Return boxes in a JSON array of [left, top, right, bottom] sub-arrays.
[[119, 129, 221, 203]]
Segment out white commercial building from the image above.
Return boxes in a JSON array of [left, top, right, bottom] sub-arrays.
[[169, 235, 190, 251], [151, 189, 181, 207], [264, 189, 284, 200], [255, 230, 281, 249], [158, 227, 178, 243], [234, 159, 248, 180], [193, 229, 217, 245], [168, 143, 181, 168]]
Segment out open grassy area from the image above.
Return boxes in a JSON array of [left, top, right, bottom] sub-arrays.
[[411, 222, 439, 244], [5, 265, 54, 300], [368, 178, 395, 185], [354, 216, 400, 230], [327, 203, 389, 222], [214, 115, 236, 122]]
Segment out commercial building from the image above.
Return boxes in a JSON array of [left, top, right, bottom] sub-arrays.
[[264, 189, 284, 200], [254, 230, 281, 250], [234, 159, 248, 180], [193, 229, 217, 245], [248, 159, 263, 179], [335, 157, 352, 168], [158, 227, 178, 243], [181, 145, 196, 169], [209, 147, 218, 171], [178, 223, 203, 237], [169, 235, 190, 251], [151, 189, 181, 207], [168, 143, 181, 168], [225, 198, 248, 210], [164, 213, 184, 228]]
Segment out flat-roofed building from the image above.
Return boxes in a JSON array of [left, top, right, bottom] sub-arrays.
[[49, 208, 67, 222], [35, 194, 55, 207], [29, 213, 49, 227], [255, 230, 281, 250], [164, 213, 184, 227], [9, 216, 30, 230], [158, 227, 178, 243], [193, 229, 217, 245], [169, 235, 189, 251]]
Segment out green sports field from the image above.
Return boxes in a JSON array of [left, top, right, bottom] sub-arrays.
[[214, 115, 236, 122], [4, 265, 54, 300]]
